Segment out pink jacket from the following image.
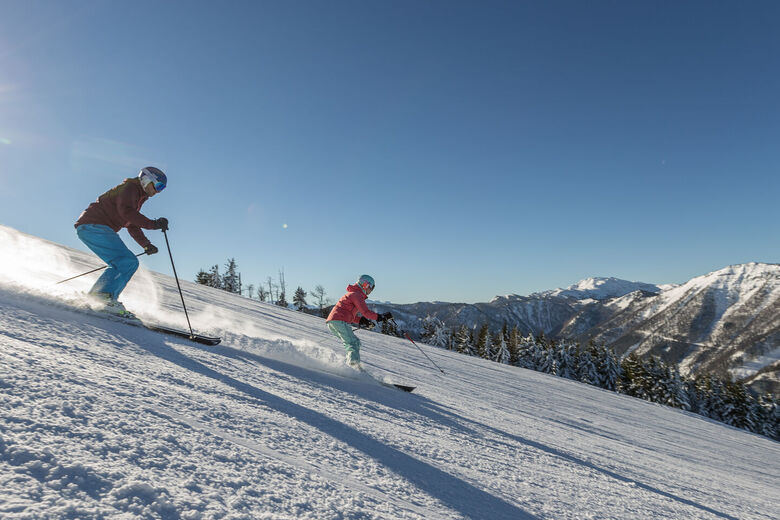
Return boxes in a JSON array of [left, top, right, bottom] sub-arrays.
[[327, 284, 379, 324]]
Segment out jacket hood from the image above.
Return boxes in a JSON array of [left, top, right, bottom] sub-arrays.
[[346, 283, 371, 297]]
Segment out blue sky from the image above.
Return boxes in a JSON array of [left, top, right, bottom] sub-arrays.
[[1, 0, 778, 304]]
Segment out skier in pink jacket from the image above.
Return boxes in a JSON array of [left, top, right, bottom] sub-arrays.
[[326, 274, 392, 368]]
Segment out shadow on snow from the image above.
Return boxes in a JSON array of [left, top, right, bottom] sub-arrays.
[[135, 337, 535, 520]]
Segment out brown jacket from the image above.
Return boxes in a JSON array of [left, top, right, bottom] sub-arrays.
[[75, 178, 158, 248]]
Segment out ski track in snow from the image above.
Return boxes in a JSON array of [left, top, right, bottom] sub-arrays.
[[1, 226, 779, 519]]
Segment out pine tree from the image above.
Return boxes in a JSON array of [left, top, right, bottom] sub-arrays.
[[597, 344, 622, 391], [515, 334, 538, 369], [421, 317, 450, 349], [433, 322, 451, 349], [453, 325, 472, 355], [494, 332, 510, 364], [578, 342, 599, 385], [223, 258, 240, 293], [195, 270, 211, 286], [476, 324, 490, 359], [508, 327, 521, 365], [704, 375, 728, 422], [711, 376, 729, 422], [557, 341, 578, 380], [620, 354, 649, 400], [722, 381, 756, 430], [755, 394, 779, 440], [659, 363, 691, 411], [293, 287, 307, 311], [196, 265, 223, 289], [421, 316, 439, 344], [645, 356, 669, 404], [538, 342, 558, 375]]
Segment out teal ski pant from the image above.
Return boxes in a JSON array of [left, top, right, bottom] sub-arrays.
[[327, 320, 361, 363], [76, 224, 139, 300]]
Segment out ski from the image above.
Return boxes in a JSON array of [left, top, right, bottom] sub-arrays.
[[143, 324, 222, 346], [105, 315, 222, 346], [384, 383, 416, 393], [347, 363, 416, 393], [68, 301, 222, 346]]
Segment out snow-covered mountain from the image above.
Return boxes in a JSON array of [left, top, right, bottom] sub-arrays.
[[373, 279, 666, 338], [375, 266, 780, 395], [535, 276, 663, 301], [1, 224, 779, 519], [564, 263, 780, 393]]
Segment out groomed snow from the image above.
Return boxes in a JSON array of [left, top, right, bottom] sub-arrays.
[[1, 226, 778, 519]]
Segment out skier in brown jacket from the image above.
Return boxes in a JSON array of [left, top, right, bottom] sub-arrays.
[[74, 167, 169, 317]]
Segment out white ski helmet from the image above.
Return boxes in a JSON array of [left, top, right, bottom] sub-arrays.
[[357, 274, 375, 295], [138, 166, 167, 192]]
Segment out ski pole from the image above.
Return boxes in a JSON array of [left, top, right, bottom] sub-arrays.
[[162, 230, 195, 339], [392, 319, 446, 374], [56, 252, 146, 285]]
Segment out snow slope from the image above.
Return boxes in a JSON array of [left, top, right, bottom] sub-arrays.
[[0, 226, 778, 519]]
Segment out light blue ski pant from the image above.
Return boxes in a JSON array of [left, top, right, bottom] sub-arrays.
[[327, 320, 361, 363], [76, 224, 139, 300]]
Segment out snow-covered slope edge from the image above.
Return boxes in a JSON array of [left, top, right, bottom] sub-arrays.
[[1, 225, 778, 519]]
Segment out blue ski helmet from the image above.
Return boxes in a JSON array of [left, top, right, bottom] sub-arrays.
[[357, 274, 375, 295], [139, 166, 167, 192]]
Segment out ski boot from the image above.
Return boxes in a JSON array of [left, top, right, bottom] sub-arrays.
[[89, 292, 139, 321], [346, 353, 363, 371]]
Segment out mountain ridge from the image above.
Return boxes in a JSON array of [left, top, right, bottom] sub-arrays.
[[376, 263, 780, 395]]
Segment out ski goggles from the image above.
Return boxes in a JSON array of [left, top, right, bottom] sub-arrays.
[[153, 181, 166, 192], [359, 281, 374, 293]]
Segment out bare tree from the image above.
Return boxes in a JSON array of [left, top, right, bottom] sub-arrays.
[[278, 269, 286, 298], [266, 276, 278, 303], [276, 269, 288, 307], [311, 285, 331, 317]]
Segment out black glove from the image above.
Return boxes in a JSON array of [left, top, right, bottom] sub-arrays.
[[144, 244, 159, 255], [358, 316, 373, 328], [154, 217, 169, 232], [376, 312, 393, 322]]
